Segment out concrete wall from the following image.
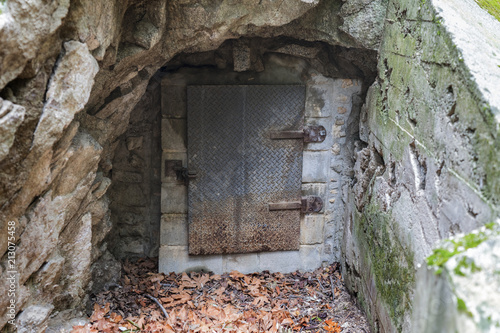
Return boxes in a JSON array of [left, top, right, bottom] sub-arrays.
[[342, 0, 500, 332], [158, 49, 363, 274]]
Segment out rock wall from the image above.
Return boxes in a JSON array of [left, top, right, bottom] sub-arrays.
[[342, 0, 500, 331], [0, 0, 386, 330], [3, 0, 497, 330]]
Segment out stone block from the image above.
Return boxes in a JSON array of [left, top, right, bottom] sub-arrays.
[[302, 151, 330, 183], [161, 85, 186, 118], [299, 245, 323, 271], [300, 215, 325, 245], [16, 305, 54, 333], [159, 246, 223, 274], [233, 40, 251, 72], [161, 151, 187, 183], [126, 136, 143, 151], [160, 214, 188, 246], [123, 238, 145, 254], [113, 170, 142, 183], [305, 78, 334, 118], [333, 78, 362, 97], [161, 118, 187, 152], [258, 251, 301, 273], [111, 182, 146, 207], [161, 183, 187, 214], [301, 183, 327, 198], [223, 253, 260, 274]]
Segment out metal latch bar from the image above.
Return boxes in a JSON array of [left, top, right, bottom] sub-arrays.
[[165, 160, 197, 185], [270, 125, 327, 143], [268, 196, 323, 213]]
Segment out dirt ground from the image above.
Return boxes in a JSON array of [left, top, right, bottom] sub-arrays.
[[74, 259, 371, 332]]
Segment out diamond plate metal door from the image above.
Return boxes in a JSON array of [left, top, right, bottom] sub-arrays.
[[187, 85, 305, 255]]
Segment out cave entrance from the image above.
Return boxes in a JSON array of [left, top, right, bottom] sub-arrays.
[[108, 37, 375, 274], [156, 38, 366, 274]]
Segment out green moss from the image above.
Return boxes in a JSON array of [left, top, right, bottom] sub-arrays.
[[474, 0, 500, 22], [355, 199, 416, 331]]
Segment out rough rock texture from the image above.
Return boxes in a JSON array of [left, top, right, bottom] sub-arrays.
[[1, 0, 497, 330], [0, 98, 25, 162], [0, 0, 387, 330], [342, 0, 500, 332]]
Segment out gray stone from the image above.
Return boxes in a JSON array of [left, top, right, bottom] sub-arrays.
[[302, 151, 330, 183], [0, 98, 26, 162], [300, 215, 325, 244], [32, 41, 98, 153], [233, 40, 251, 72], [159, 246, 223, 274], [90, 250, 121, 294], [113, 170, 143, 183], [259, 250, 301, 273], [161, 118, 187, 152], [301, 183, 327, 199], [223, 253, 260, 274], [161, 183, 187, 214], [33, 255, 65, 290], [161, 85, 187, 118], [305, 76, 334, 118], [275, 44, 320, 59], [16, 305, 54, 333], [432, 0, 500, 113], [111, 182, 147, 207], [126, 136, 143, 151], [58, 212, 93, 304], [0, 0, 70, 89], [340, 0, 387, 50], [299, 245, 323, 271], [160, 214, 188, 246]]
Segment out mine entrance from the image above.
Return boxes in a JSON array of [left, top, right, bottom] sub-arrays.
[[187, 85, 305, 255]]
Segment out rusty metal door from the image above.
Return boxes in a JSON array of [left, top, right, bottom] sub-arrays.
[[187, 85, 305, 255]]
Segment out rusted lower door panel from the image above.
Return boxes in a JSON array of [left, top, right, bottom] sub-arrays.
[[187, 85, 304, 255]]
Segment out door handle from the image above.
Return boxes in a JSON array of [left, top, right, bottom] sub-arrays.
[[268, 196, 323, 213], [270, 125, 326, 143]]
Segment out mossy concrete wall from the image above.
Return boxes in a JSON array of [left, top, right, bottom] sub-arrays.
[[342, 0, 500, 331]]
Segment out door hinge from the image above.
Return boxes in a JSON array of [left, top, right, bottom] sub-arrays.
[[270, 125, 327, 143], [268, 196, 323, 213]]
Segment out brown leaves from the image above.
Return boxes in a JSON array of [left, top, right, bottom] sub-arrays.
[[76, 259, 348, 333]]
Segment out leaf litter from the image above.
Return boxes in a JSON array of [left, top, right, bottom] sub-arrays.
[[73, 259, 370, 333]]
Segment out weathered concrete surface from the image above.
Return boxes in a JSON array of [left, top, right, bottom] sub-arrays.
[[342, 0, 500, 332], [412, 222, 500, 333]]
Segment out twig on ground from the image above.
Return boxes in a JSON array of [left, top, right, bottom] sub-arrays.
[[315, 278, 325, 291], [144, 294, 169, 319], [329, 276, 335, 303]]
